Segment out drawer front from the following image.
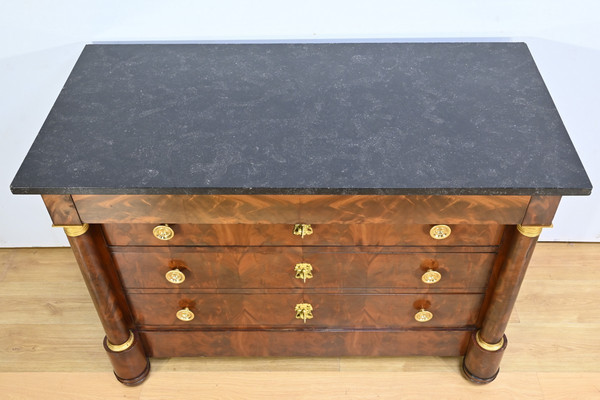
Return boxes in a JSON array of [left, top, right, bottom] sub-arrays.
[[128, 293, 485, 329], [113, 247, 496, 290], [74, 194, 529, 224], [141, 329, 472, 357], [103, 223, 504, 246]]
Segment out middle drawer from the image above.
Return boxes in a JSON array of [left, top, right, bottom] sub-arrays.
[[112, 247, 496, 290]]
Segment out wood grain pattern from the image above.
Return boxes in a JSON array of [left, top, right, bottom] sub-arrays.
[[67, 225, 133, 345], [473, 227, 513, 328], [74, 194, 300, 224], [37, 191, 563, 385], [463, 331, 507, 383], [479, 227, 538, 344], [140, 330, 472, 357], [42, 194, 82, 225], [103, 331, 150, 386], [103, 223, 504, 247], [5, 372, 599, 400], [485, 200, 561, 338], [112, 247, 496, 290], [462, 226, 534, 382], [66, 225, 150, 383], [463, 195, 560, 384], [127, 293, 485, 329], [298, 195, 529, 224], [521, 196, 561, 225], [72, 194, 530, 224], [0, 373, 143, 399]]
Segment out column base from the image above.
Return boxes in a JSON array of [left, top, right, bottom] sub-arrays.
[[103, 331, 150, 386], [462, 331, 507, 384], [462, 357, 499, 384], [114, 358, 150, 386]]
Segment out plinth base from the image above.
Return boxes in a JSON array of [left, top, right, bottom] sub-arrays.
[[115, 359, 150, 386], [462, 331, 507, 384], [462, 357, 499, 384], [103, 331, 150, 386]]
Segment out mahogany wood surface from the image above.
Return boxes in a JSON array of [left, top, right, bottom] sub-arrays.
[[479, 227, 539, 344], [473, 227, 513, 328], [140, 329, 472, 357], [112, 247, 496, 290], [127, 293, 485, 329], [42, 194, 82, 225], [40, 192, 564, 385], [67, 224, 149, 384], [73, 194, 530, 224], [463, 332, 507, 384], [67, 225, 133, 345], [298, 195, 528, 225], [462, 197, 558, 384], [521, 196, 561, 225], [102, 223, 504, 247], [103, 332, 150, 386]]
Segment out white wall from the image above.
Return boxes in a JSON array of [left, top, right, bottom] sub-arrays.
[[1, 0, 599, 247]]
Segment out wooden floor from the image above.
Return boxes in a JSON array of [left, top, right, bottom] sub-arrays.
[[1, 243, 599, 399]]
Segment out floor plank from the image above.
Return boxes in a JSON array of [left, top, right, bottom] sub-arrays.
[[0, 373, 142, 400], [537, 373, 600, 399], [137, 371, 546, 400]]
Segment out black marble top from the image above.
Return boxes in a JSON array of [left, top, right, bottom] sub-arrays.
[[11, 43, 591, 195]]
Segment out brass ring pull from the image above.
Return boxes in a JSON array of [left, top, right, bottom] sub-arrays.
[[295, 303, 314, 323], [430, 225, 451, 240], [294, 263, 313, 283], [176, 307, 194, 322], [421, 269, 442, 284], [293, 224, 313, 238], [165, 268, 186, 284], [415, 308, 433, 322], [153, 224, 174, 240]]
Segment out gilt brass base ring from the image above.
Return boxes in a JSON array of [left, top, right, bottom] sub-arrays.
[[475, 330, 505, 352], [106, 330, 135, 352]]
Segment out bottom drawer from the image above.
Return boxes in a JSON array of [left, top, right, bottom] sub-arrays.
[[140, 329, 472, 357], [128, 293, 485, 329]]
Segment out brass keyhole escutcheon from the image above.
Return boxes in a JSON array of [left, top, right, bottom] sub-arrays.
[[176, 307, 194, 322], [295, 303, 314, 323], [430, 224, 451, 240], [421, 269, 442, 284], [415, 308, 433, 322], [153, 224, 175, 240], [165, 268, 186, 284], [293, 224, 313, 238], [294, 263, 314, 283]]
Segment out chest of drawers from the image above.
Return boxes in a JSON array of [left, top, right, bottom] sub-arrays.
[[12, 43, 591, 385]]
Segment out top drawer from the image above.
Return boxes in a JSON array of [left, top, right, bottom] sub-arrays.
[[103, 223, 504, 247], [73, 194, 529, 225]]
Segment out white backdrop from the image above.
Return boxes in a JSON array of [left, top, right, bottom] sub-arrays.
[[1, 1, 598, 247]]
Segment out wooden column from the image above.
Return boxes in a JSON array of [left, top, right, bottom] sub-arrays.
[[62, 223, 150, 385], [463, 196, 560, 383]]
